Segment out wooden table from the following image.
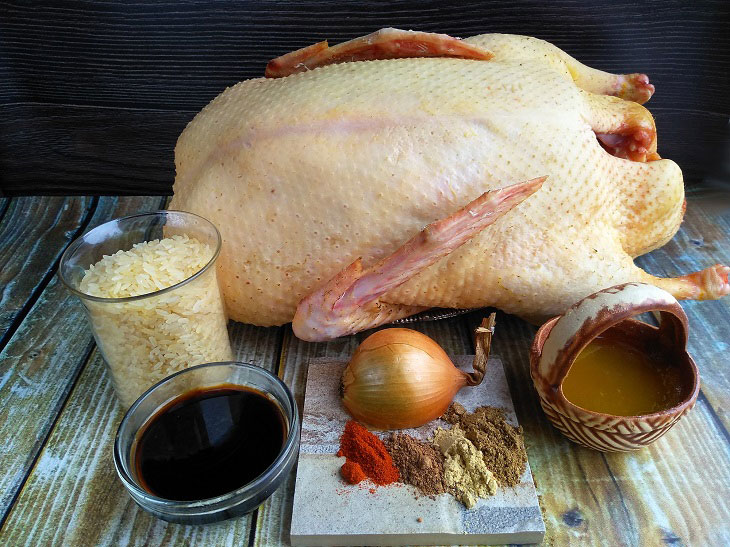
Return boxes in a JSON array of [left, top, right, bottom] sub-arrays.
[[0, 191, 728, 546]]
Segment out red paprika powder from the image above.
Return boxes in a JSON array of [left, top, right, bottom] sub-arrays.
[[340, 460, 367, 484], [337, 420, 399, 486]]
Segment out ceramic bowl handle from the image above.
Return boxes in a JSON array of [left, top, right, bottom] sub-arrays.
[[537, 283, 689, 388]]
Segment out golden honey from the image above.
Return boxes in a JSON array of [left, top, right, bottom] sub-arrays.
[[561, 337, 686, 416]]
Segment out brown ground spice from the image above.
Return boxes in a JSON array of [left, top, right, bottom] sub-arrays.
[[387, 433, 449, 497], [442, 402, 527, 487]]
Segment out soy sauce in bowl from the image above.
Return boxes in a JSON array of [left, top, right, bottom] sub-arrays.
[[132, 384, 287, 501]]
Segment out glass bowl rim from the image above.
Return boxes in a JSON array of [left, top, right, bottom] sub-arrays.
[[58, 210, 222, 304], [113, 361, 300, 508]]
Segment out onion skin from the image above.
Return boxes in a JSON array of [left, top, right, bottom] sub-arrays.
[[341, 328, 468, 430]]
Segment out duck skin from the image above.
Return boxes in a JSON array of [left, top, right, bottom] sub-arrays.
[[170, 29, 729, 340]]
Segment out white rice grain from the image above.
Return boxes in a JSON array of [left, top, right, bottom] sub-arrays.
[[79, 235, 232, 407]]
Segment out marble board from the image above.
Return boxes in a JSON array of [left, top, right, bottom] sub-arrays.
[[290, 356, 545, 546]]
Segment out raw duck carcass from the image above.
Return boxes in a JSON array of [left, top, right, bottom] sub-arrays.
[[170, 29, 729, 341]]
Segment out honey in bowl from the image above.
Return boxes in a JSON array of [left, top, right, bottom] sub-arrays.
[[561, 336, 687, 416]]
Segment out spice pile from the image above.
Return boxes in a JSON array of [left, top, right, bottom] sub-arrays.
[[388, 433, 447, 497], [432, 425, 497, 508], [442, 402, 527, 487], [337, 420, 399, 486], [337, 403, 527, 509]]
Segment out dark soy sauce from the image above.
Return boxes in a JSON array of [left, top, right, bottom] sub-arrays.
[[133, 384, 287, 501]]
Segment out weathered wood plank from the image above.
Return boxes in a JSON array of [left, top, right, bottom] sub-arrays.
[[0, 321, 283, 545], [0, 196, 163, 521], [0, 196, 95, 348], [253, 315, 475, 546], [253, 328, 359, 547], [3, 183, 727, 545], [635, 187, 730, 433], [601, 404, 730, 546]]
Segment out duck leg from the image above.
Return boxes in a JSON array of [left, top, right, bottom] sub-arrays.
[[292, 177, 545, 341], [640, 264, 730, 300], [464, 33, 655, 104], [563, 59, 655, 105]]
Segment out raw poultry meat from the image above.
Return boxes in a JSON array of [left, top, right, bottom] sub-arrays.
[[170, 29, 729, 340]]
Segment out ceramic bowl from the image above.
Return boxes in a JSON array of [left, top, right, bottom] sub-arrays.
[[530, 283, 699, 452]]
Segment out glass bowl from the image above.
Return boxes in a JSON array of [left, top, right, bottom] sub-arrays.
[[114, 362, 300, 524]]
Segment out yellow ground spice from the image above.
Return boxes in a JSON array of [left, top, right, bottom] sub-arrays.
[[433, 426, 497, 508], [442, 403, 527, 488]]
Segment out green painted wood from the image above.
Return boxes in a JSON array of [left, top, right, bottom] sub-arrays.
[[0, 196, 163, 521], [0, 196, 95, 348], [252, 327, 360, 547], [0, 324, 282, 545], [0, 274, 95, 520]]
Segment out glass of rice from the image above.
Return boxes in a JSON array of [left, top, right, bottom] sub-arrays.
[[59, 211, 233, 408]]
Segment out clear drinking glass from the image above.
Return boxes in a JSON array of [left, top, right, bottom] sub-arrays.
[[59, 211, 233, 408]]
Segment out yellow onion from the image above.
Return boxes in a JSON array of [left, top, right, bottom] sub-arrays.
[[341, 314, 495, 430]]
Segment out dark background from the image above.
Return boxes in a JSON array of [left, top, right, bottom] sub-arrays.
[[1, 0, 729, 196]]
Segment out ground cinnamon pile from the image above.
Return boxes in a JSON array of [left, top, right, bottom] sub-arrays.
[[442, 402, 527, 487], [387, 433, 448, 497], [337, 420, 399, 485]]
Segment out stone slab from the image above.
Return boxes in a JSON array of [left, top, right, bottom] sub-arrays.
[[290, 356, 545, 546]]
